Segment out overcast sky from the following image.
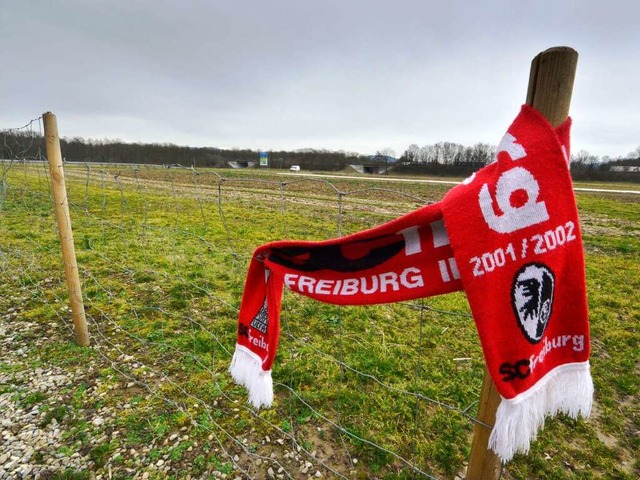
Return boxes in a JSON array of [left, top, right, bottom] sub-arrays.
[[1, 1, 638, 158]]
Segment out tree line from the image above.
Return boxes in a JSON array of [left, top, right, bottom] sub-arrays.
[[1, 129, 638, 182], [0, 131, 359, 171], [396, 142, 640, 181], [59, 137, 364, 171], [394, 142, 496, 176]]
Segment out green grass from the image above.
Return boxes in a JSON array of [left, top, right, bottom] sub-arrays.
[[50, 470, 91, 480], [40, 405, 69, 427], [0, 164, 638, 479], [19, 391, 48, 409]]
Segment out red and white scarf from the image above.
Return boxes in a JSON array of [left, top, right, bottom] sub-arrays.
[[229, 105, 593, 462]]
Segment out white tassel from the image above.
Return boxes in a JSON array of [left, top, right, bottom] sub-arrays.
[[489, 362, 593, 463], [228, 345, 274, 408]]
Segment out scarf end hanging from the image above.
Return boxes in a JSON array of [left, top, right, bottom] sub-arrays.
[[229, 345, 274, 408], [489, 361, 593, 462]]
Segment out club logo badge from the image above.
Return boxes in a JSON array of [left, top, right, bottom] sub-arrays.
[[250, 300, 269, 334], [511, 263, 555, 344]]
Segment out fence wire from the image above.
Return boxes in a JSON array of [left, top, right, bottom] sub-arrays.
[[3, 115, 640, 480], [2, 125, 487, 479]]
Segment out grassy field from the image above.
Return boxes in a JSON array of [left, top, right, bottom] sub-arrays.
[[0, 163, 638, 479]]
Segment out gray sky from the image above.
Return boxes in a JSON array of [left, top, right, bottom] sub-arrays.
[[2, 0, 638, 158]]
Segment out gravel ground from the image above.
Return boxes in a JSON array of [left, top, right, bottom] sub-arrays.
[[0, 299, 339, 480], [0, 308, 244, 480], [1, 311, 91, 479]]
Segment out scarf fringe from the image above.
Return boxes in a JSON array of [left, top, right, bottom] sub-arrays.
[[228, 345, 274, 408], [489, 362, 593, 462]]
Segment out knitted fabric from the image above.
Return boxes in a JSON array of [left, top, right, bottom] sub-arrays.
[[229, 105, 592, 462]]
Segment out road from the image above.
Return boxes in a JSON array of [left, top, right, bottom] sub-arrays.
[[279, 172, 640, 195]]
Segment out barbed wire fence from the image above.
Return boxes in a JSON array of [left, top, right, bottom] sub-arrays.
[[2, 120, 492, 479]]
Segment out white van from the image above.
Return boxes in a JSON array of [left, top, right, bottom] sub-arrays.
[[290, 165, 301, 172]]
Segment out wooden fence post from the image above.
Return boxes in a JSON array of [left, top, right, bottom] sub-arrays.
[[43, 112, 90, 347], [466, 46, 578, 480]]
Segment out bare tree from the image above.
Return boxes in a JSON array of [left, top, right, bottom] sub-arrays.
[[572, 149, 600, 166], [626, 146, 640, 159]]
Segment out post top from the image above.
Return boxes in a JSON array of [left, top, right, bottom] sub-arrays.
[[540, 46, 578, 55]]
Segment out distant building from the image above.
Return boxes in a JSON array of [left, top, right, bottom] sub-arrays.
[[350, 154, 397, 174], [610, 165, 640, 173], [228, 161, 256, 169]]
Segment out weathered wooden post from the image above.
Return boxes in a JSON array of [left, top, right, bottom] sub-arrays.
[[466, 46, 578, 480], [43, 111, 90, 347]]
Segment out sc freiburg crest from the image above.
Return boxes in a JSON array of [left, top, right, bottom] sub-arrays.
[[511, 263, 555, 344], [250, 301, 269, 334]]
